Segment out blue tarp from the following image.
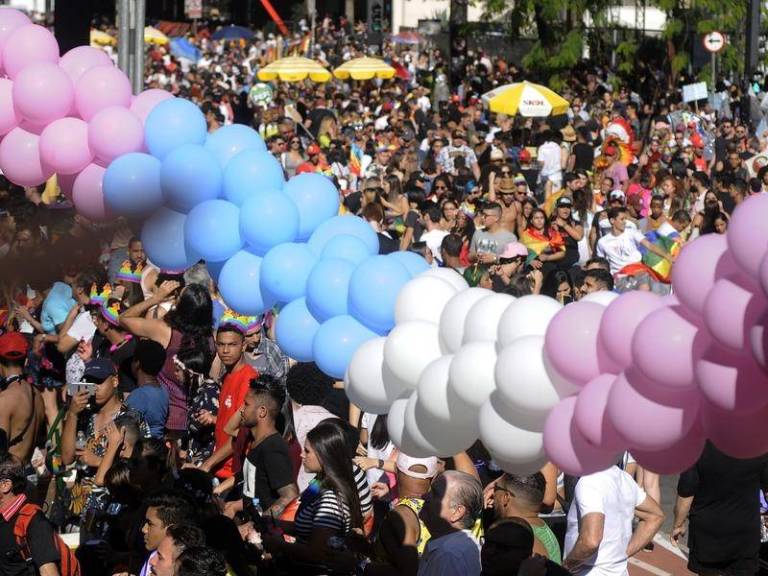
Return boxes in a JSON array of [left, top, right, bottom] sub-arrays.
[[212, 25, 254, 41], [170, 37, 201, 61]]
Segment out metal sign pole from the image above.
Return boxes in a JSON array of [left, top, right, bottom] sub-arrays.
[[132, 0, 146, 95], [117, 0, 130, 75]]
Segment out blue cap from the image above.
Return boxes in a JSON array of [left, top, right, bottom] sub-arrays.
[[83, 358, 117, 382]]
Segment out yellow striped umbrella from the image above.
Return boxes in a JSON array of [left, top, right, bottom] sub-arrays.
[[333, 57, 395, 80], [144, 26, 170, 46], [257, 56, 331, 83], [90, 29, 116, 47], [482, 81, 569, 117]]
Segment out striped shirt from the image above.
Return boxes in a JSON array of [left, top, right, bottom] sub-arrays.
[[354, 463, 373, 516], [293, 488, 352, 543]]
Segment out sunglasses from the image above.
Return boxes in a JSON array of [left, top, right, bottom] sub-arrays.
[[434, 185, 447, 190], [500, 170, 511, 175]]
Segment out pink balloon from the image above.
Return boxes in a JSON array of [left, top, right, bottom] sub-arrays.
[[695, 343, 768, 413], [88, 107, 143, 166], [607, 369, 700, 451], [130, 89, 174, 124], [598, 291, 664, 371], [0, 127, 53, 186], [574, 373, 624, 451], [0, 78, 19, 135], [40, 117, 93, 175], [703, 273, 767, 351], [75, 66, 132, 121], [0, 8, 31, 74], [671, 234, 739, 316], [544, 397, 620, 476], [750, 314, 767, 370], [759, 252, 768, 303], [57, 172, 76, 200], [631, 305, 710, 390], [702, 400, 768, 459], [72, 163, 111, 221], [544, 301, 618, 387], [2, 24, 59, 79], [58, 46, 112, 84], [12, 62, 73, 127], [631, 420, 705, 475], [727, 194, 768, 279]]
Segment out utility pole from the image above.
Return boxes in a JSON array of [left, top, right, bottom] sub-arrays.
[[117, 0, 146, 95]]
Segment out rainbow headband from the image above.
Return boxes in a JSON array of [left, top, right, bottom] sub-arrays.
[[101, 300, 121, 327], [219, 309, 260, 334], [89, 284, 113, 306], [117, 260, 144, 284]]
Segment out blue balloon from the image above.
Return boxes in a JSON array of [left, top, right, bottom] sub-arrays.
[[388, 250, 431, 277], [306, 258, 355, 322], [284, 173, 341, 241], [313, 315, 377, 379], [223, 149, 285, 205], [308, 215, 379, 256], [141, 208, 200, 271], [275, 298, 320, 362], [348, 256, 411, 334], [321, 235, 371, 266], [260, 242, 318, 304], [160, 145, 223, 212], [145, 98, 207, 160], [184, 199, 243, 263], [240, 192, 299, 255], [206, 259, 226, 283], [205, 125, 267, 169], [218, 250, 274, 316], [103, 153, 163, 217]]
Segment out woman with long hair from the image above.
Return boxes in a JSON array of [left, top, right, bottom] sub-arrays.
[[284, 136, 306, 179], [120, 282, 214, 439], [264, 419, 363, 568], [519, 208, 566, 276]]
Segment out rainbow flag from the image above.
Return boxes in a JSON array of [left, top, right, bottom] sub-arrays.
[[519, 227, 564, 264], [349, 142, 363, 177], [640, 230, 681, 283]]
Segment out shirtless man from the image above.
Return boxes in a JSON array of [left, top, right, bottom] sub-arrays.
[[493, 177, 519, 234], [0, 332, 44, 462]]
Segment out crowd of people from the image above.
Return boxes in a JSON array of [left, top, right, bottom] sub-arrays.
[[1, 12, 768, 576]]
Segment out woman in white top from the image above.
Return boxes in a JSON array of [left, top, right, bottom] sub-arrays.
[[355, 413, 397, 489]]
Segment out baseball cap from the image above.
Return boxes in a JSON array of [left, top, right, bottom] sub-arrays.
[[499, 242, 528, 260], [556, 196, 573, 207], [396, 453, 439, 480], [518, 149, 531, 163], [307, 143, 321, 156], [82, 358, 117, 382], [452, 129, 466, 140], [0, 332, 28, 361], [609, 189, 626, 201]]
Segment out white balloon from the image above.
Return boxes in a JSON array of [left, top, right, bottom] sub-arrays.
[[462, 293, 516, 345], [438, 287, 493, 354], [386, 397, 409, 450], [493, 454, 550, 477], [382, 361, 411, 403], [497, 295, 562, 350], [346, 337, 390, 414], [448, 341, 498, 414], [421, 267, 470, 291], [580, 291, 620, 306], [403, 390, 445, 457], [415, 355, 478, 455], [543, 350, 582, 397], [383, 321, 442, 390], [395, 275, 457, 326], [495, 335, 560, 432], [479, 392, 547, 470]]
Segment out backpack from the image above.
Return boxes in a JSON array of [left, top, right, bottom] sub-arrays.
[[12, 502, 80, 576]]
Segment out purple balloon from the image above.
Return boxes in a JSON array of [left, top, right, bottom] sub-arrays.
[[12, 62, 73, 127], [702, 400, 768, 459], [543, 301, 617, 388], [727, 194, 768, 279], [704, 273, 767, 351], [72, 163, 110, 221], [0, 78, 19, 136], [598, 291, 664, 371], [573, 373, 624, 451], [750, 313, 768, 370], [631, 420, 705, 475], [696, 343, 768, 413], [671, 234, 739, 316], [130, 89, 174, 124], [607, 369, 700, 452], [631, 305, 710, 390], [59, 46, 112, 84], [0, 9, 31, 74], [40, 117, 93, 175], [75, 66, 132, 121], [0, 127, 52, 186], [2, 24, 59, 79], [543, 397, 620, 476], [88, 106, 144, 166]]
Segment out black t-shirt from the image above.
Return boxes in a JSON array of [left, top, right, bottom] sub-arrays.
[[344, 192, 363, 215], [239, 433, 294, 511], [677, 442, 768, 568], [377, 233, 399, 255], [404, 210, 424, 244], [571, 142, 594, 172], [0, 507, 61, 576]]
